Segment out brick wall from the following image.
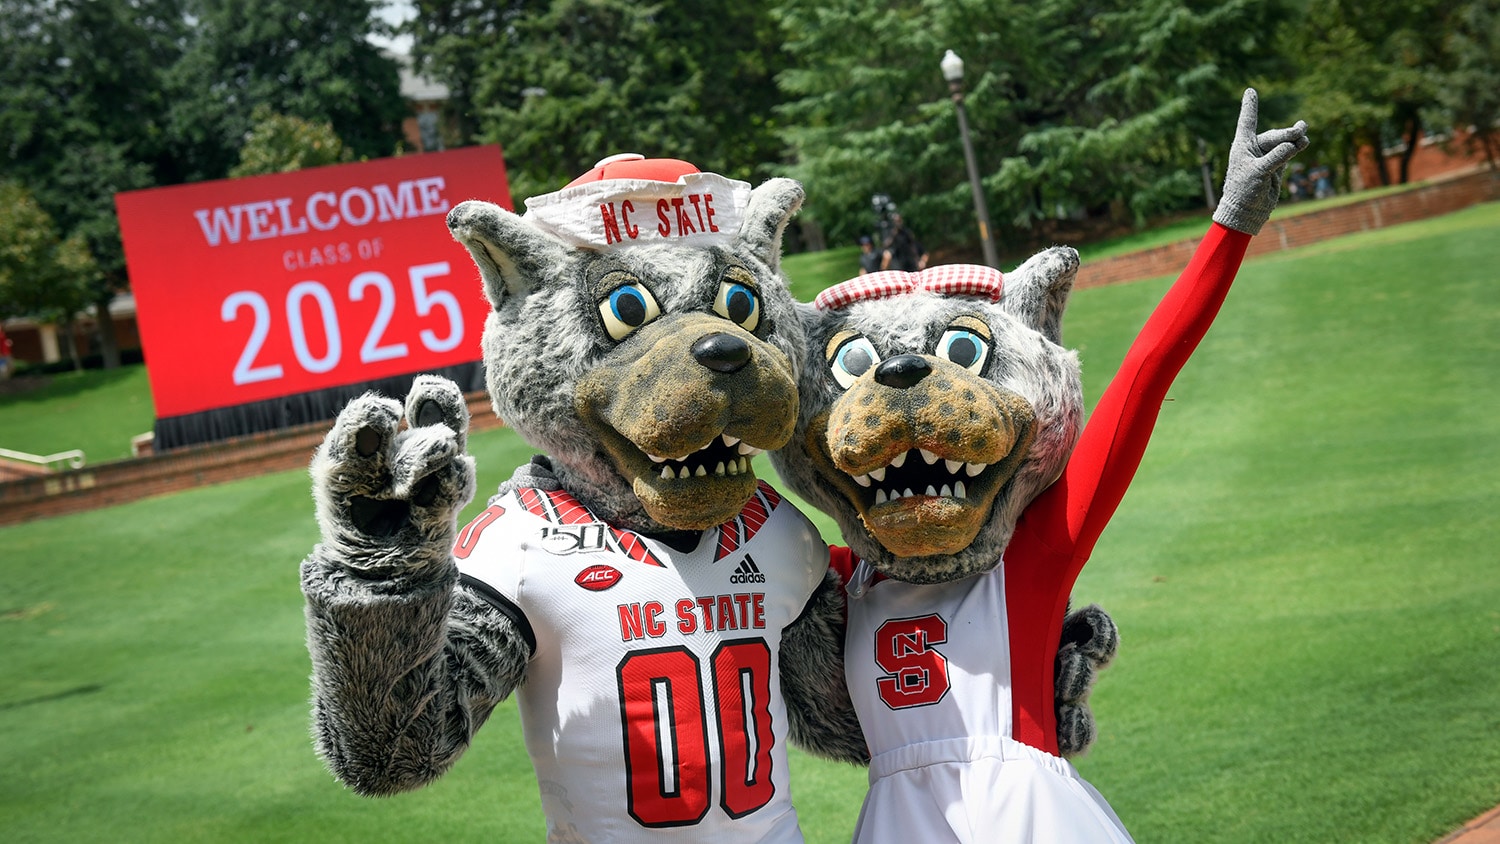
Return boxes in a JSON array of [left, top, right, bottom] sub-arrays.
[[0, 391, 501, 526], [1356, 127, 1493, 189], [1075, 167, 1499, 289]]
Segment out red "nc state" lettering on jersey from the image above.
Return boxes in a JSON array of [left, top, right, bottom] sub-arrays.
[[618, 593, 765, 642], [874, 614, 951, 709]]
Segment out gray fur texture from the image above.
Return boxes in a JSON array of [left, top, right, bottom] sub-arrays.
[[1054, 603, 1119, 758], [303, 376, 531, 794], [301, 177, 864, 805], [446, 178, 809, 531], [770, 248, 1085, 583], [780, 569, 871, 765]]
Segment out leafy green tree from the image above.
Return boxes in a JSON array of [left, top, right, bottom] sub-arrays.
[[0, 181, 99, 370], [0, 0, 187, 367], [773, 0, 1297, 253], [165, 0, 407, 183], [1432, 0, 1500, 167], [229, 106, 354, 177], [406, 0, 516, 149], [410, 0, 789, 200], [1278, 0, 1476, 188]]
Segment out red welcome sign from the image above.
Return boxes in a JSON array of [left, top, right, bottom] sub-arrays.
[[115, 146, 511, 419]]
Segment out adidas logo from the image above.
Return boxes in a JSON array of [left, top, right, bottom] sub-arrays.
[[730, 555, 766, 584]]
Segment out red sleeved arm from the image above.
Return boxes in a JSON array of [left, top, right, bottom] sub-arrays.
[[1025, 222, 1251, 561], [1006, 222, 1252, 754]]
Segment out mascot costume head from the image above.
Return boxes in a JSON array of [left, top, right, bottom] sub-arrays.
[[772, 253, 1083, 582], [447, 153, 809, 531]]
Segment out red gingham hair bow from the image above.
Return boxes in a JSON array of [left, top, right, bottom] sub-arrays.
[[813, 265, 1004, 311]]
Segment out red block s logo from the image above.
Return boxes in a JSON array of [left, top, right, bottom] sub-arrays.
[[874, 614, 951, 709]]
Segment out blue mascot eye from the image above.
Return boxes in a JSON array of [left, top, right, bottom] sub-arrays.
[[598, 282, 661, 341], [829, 335, 882, 390], [610, 288, 648, 325], [936, 328, 990, 374], [714, 280, 761, 331]]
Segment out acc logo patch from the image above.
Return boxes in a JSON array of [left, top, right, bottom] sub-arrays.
[[575, 564, 622, 592]]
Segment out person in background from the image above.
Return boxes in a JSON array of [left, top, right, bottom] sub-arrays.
[[0, 326, 13, 380], [881, 212, 928, 272], [1312, 164, 1334, 199], [858, 235, 882, 275]]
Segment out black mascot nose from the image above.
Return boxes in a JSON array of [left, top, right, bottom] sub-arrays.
[[874, 354, 931, 389], [692, 333, 752, 373]]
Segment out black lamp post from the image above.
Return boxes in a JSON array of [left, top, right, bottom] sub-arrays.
[[940, 49, 999, 269]]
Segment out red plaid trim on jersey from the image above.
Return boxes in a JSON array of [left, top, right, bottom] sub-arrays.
[[812, 264, 1004, 311], [712, 481, 784, 562]]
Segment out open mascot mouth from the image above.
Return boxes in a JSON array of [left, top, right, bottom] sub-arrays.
[[615, 425, 784, 531], [819, 436, 1021, 558], [846, 446, 990, 505], [573, 314, 797, 531], [809, 368, 1036, 559]]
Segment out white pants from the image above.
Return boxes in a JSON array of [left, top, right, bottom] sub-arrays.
[[851, 737, 1134, 844]]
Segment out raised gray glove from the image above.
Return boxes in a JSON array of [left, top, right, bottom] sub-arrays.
[[309, 374, 477, 579], [1055, 602, 1120, 758], [1213, 88, 1310, 236]]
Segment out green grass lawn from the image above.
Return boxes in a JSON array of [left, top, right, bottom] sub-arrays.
[[0, 365, 156, 464], [2, 202, 1498, 842], [784, 243, 863, 301]]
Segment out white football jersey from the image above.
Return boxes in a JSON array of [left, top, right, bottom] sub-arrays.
[[457, 479, 826, 843]]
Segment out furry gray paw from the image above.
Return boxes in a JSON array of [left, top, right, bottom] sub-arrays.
[[311, 377, 477, 572], [1056, 703, 1098, 759], [1213, 88, 1309, 235], [1060, 603, 1119, 667], [1054, 603, 1119, 758]]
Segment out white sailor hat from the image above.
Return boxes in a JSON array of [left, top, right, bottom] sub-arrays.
[[523, 153, 752, 251]]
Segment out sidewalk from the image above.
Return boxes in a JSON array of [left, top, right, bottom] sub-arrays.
[[1438, 805, 1500, 844]]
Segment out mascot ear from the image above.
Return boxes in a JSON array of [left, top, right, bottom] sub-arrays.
[[1002, 246, 1080, 345], [446, 200, 571, 309], [736, 178, 804, 273]]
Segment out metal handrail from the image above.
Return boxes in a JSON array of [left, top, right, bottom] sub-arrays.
[[0, 447, 86, 470]]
